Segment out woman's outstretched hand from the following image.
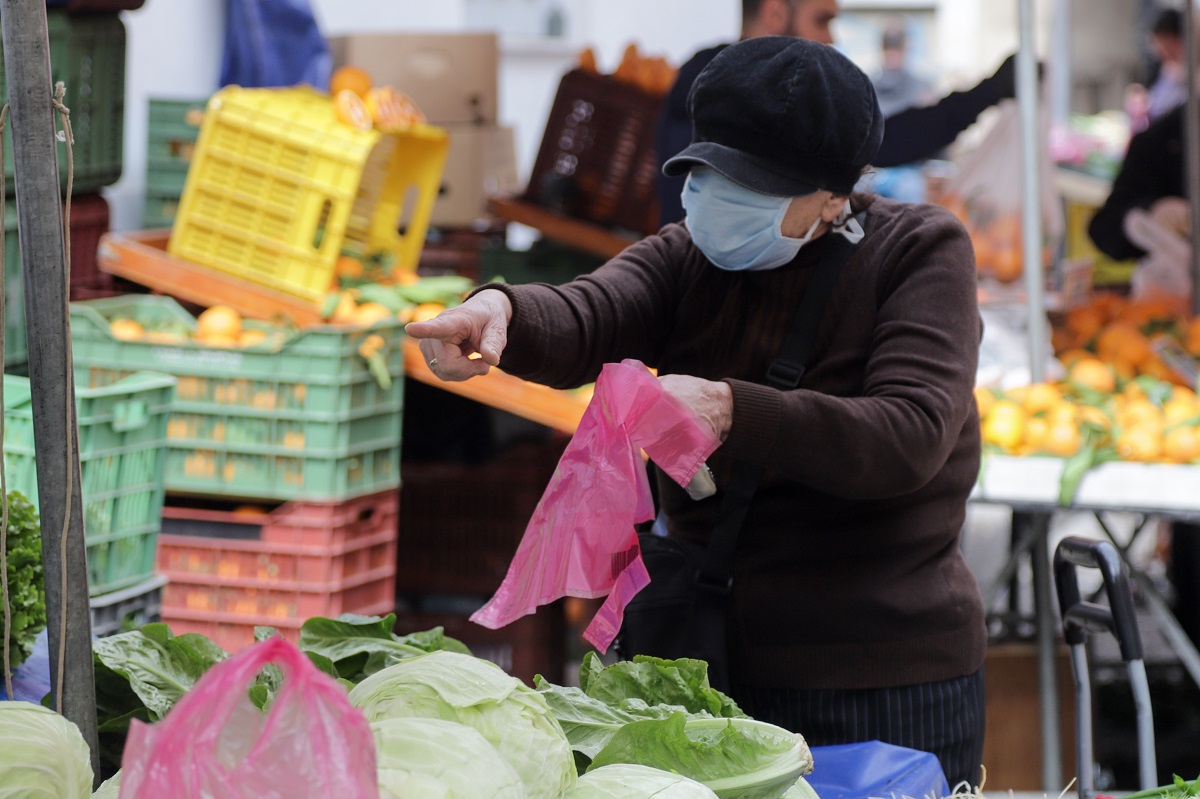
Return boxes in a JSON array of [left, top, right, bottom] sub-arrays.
[[405, 289, 513, 381]]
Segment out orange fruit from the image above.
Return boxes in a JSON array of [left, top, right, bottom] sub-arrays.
[[391, 268, 419, 286], [239, 329, 268, 348], [330, 291, 359, 324], [1078, 404, 1113, 430], [1067, 358, 1116, 394], [1065, 307, 1105, 342], [334, 89, 373, 132], [366, 86, 424, 132], [336, 254, 365, 280], [1116, 423, 1163, 462], [411, 302, 446, 323], [196, 305, 243, 340], [1024, 416, 1051, 451], [109, 318, 144, 341], [1043, 421, 1082, 457], [974, 386, 996, 418], [578, 47, 599, 74], [1058, 348, 1094, 368], [991, 247, 1022, 283], [329, 65, 373, 99], [982, 399, 1026, 452], [350, 302, 393, 328], [1163, 425, 1200, 463], [196, 334, 239, 349], [1022, 382, 1063, 415], [1097, 322, 1152, 367]]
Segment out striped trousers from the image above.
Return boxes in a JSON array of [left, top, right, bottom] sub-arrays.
[[735, 667, 986, 791]]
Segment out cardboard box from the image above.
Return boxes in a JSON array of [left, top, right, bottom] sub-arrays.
[[328, 32, 498, 124], [981, 642, 1077, 791], [431, 123, 519, 229]]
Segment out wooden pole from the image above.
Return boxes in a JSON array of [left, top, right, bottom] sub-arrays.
[[0, 0, 99, 778]]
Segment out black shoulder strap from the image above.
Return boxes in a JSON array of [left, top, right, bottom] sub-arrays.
[[694, 222, 862, 591]]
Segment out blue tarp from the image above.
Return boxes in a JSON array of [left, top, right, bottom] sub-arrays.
[[221, 0, 331, 89], [0, 630, 51, 705], [808, 741, 952, 799]]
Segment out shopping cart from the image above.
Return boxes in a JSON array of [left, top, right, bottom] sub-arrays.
[[1053, 536, 1157, 799]]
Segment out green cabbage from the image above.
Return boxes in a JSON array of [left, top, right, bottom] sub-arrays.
[[588, 713, 812, 799], [372, 717, 525, 798], [93, 771, 121, 799], [348, 650, 575, 799], [780, 777, 821, 799], [0, 701, 93, 798], [565, 763, 719, 798]]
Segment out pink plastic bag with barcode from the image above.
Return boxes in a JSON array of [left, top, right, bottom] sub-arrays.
[[470, 359, 721, 651]]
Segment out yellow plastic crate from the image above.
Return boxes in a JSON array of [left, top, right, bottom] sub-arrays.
[[167, 86, 448, 301]]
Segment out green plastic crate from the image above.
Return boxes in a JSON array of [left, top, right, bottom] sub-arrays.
[[1, 201, 26, 372], [146, 97, 205, 169], [0, 11, 126, 194], [479, 239, 605, 286], [141, 189, 181, 230], [70, 295, 405, 502], [2, 370, 176, 595]]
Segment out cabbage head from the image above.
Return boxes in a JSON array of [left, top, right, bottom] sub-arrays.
[[348, 650, 575, 799], [93, 771, 121, 799], [565, 763, 719, 798], [0, 700, 93, 798], [373, 717, 525, 799]]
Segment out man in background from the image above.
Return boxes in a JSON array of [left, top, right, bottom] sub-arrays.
[[656, 0, 1021, 223], [872, 19, 935, 117]]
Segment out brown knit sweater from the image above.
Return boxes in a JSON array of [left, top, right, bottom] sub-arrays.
[[486, 197, 986, 690]]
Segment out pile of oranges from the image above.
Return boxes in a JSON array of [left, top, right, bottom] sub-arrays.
[[977, 360, 1200, 464], [329, 65, 425, 134], [577, 43, 676, 97], [109, 305, 277, 349], [940, 196, 1051, 284], [1052, 293, 1199, 385]]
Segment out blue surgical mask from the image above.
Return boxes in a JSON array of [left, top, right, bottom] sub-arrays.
[[681, 169, 822, 271]]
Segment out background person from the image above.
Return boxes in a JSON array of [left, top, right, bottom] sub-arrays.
[[655, 0, 1022, 224], [410, 37, 987, 789]]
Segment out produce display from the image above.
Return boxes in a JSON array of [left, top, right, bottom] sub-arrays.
[[576, 42, 676, 97], [329, 64, 427, 134], [0, 493, 45, 671], [49, 613, 818, 798], [0, 701, 94, 798], [1051, 294, 1200, 383]]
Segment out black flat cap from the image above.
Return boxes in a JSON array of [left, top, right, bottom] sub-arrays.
[[664, 36, 885, 197]]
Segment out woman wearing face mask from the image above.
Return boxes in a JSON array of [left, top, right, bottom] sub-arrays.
[[407, 37, 985, 789]]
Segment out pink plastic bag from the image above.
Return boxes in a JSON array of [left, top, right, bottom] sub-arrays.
[[120, 637, 379, 799], [470, 359, 721, 652]]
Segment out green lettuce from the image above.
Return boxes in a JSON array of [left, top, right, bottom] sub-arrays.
[[0, 701, 92, 798], [565, 763, 719, 798], [349, 650, 575, 799], [589, 714, 812, 799], [298, 613, 470, 682], [92, 771, 121, 799], [1, 491, 45, 671], [372, 717, 525, 799], [578, 653, 745, 718]]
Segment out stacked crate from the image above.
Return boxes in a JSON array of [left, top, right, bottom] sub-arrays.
[[0, 9, 128, 371], [142, 97, 206, 229], [3, 370, 176, 634], [68, 294, 406, 652]]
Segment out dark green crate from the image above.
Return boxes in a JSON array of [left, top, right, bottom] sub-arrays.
[[144, 165, 189, 196], [3, 371, 176, 595], [479, 239, 605, 286], [146, 97, 206, 170], [0, 11, 126, 194], [70, 294, 405, 502], [2, 201, 26, 371], [141, 189, 181, 230]]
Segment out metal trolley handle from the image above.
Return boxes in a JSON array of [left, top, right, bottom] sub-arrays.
[[1053, 537, 1156, 798]]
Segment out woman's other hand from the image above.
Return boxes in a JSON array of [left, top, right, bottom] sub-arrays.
[[405, 289, 513, 381], [658, 374, 733, 442]]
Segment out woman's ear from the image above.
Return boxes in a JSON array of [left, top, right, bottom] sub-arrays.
[[820, 193, 848, 222]]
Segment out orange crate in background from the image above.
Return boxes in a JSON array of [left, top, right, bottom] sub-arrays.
[[157, 489, 398, 652]]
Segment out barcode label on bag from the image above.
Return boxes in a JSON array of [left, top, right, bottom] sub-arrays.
[[611, 544, 638, 580]]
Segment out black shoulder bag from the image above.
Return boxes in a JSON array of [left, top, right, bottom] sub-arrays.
[[615, 228, 862, 692]]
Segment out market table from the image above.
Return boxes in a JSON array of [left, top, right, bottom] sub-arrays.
[[971, 454, 1200, 789]]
